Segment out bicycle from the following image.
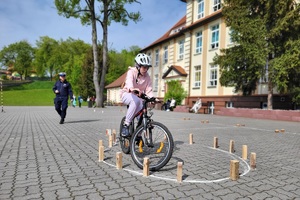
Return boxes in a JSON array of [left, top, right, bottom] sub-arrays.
[[119, 93, 174, 171]]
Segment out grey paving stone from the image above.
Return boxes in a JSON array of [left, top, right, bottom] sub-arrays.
[[0, 106, 299, 199]]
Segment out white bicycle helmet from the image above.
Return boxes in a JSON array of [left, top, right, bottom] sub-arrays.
[[135, 53, 152, 67]]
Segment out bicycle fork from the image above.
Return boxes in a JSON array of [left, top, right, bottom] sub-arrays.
[[141, 117, 154, 148]]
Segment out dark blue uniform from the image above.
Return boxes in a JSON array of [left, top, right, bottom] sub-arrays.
[[53, 80, 73, 122]]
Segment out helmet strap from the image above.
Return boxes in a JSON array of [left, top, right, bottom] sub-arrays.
[[135, 66, 142, 84]]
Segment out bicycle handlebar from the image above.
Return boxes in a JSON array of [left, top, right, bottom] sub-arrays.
[[131, 90, 160, 103]]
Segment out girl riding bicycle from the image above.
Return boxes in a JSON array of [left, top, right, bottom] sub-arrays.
[[120, 53, 155, 137]]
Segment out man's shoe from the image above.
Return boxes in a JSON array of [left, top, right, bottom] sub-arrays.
[[60, 119, 64, 124], [121, 124, 130, 137]]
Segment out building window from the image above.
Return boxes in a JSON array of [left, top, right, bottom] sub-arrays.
[[211, 24, 219, 49], [164, 46, 168, 64], [195, 31, 203, 54], [229, 28, 233, 44], [147, 53, 152, 66], [155, 49, 159, 67], [197, 0, 204, 19], [178, 39, 184, 60], [226, 101, 234, 108], [209, 64, 218, 86], [213, 0, 221, 12], [154, 74, 158, 92], [194, 65, 201, 87]]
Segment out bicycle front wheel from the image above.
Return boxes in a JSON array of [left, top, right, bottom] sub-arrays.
[[130, 121, 174, 171]]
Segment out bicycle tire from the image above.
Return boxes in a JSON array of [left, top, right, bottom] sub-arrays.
[[130, 121, 174, 171], [119, 116, 132, 154]]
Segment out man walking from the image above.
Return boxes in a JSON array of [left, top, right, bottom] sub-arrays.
[[53, 72, 73, 124]]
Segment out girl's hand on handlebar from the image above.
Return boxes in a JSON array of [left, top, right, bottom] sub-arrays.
[[149, 97, 160, 104], [154, 98, 160, 103], [131, 88, 141, 96]]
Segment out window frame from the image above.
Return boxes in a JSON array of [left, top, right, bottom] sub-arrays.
[[208, 64, 218, 87], [197, 0, 204, 19], [163, 46, 168, 64], [155, 49, 159, 67], [213, 0, 221, 12], [194, 65, 201, 87], [211, 24, 219, 49], [195, 31, 203, 54], [178, 39, 184, 60]]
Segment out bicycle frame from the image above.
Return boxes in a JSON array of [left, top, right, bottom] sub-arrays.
[[132, 94, 156, 148]]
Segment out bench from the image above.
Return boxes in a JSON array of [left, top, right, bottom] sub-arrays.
[[202, 102, 211, 114], [189, 101, 213, 114]]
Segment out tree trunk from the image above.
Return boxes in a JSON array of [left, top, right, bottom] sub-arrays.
[[267, 80, 273, 110], [98, 1, 109, 108], [91, 9, 101, 108]]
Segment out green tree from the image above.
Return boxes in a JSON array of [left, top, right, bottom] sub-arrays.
[[58, 38, 91, 95], [164, 80, 187, 106], [55, 0, 142, 107], [34, 36, 60, 80], [0, 41, 35, 80], [79, 47, 97, 100], [106, 46, 140, 84], [214, 0, 300, 108]]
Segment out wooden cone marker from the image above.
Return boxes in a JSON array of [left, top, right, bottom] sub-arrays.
[[280, 129, 285, 133], [213, 137, 218, 149], [116, 152, 122, 170], [99, 145, 104, 161], [143, 157, 150, 177], [230, 160, 240, 180], [229, 140, 235, 153], [250, 152, 256, 170], [112, 129, 116, 143], [177, 162, 183, 183], [242, 145, 248, 160], [275, 129, 280, 133], [205, 120, 209, 123], [106, 128, 112, 136], [108, 135, 113, 148], [189, 133, 193, 145], [201, 120, 205, 123]]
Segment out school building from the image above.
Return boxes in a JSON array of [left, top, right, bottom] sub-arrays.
[[106, 0, 295, 113]]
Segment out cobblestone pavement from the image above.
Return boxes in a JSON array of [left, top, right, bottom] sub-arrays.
[[0, 106, 299, 200]]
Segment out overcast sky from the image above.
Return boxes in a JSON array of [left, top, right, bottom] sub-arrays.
[[0, 0, 186, 52]]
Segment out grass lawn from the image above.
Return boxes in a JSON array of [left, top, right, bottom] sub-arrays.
[[3, 89, 55, 106], [2, 81, 86, 106]]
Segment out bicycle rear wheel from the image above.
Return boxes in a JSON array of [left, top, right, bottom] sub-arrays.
[[130, 121, 174, 171], [119, 116, 132, 154]]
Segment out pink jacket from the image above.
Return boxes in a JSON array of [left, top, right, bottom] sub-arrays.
[[120, 67, 153, 98]]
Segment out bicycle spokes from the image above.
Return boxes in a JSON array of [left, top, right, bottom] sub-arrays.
[[130, 121, 174, 171]]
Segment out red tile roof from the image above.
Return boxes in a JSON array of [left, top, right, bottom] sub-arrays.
[[142, 16, 186, 50], [162, 65, 187, 79], [142, 10, 222, 51]]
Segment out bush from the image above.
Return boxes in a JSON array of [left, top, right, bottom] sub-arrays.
[[1, 75, 8, 80], [164, 80, 187, 105]]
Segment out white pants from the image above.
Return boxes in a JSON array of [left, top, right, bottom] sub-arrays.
[[121, 92, 143, 125]]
